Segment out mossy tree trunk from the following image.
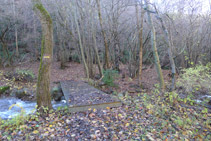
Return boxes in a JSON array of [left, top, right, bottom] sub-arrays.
[[144, 0, 165, 90], [33, 0, 53, 113], [155, 8, 176, 91]]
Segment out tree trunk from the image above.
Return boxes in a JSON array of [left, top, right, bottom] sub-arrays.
[[12, 0, 19, 57], [136, 1, 145, 86], [33, 0, 53, 113], [91, 17, 103, 78], [73, 2, 89, 79], [96, 0, 110, 69], [144, 0, 165, 90], [33, 13, 39, 59], [155, 10, 176, 91], [15, 28, 19, 57]]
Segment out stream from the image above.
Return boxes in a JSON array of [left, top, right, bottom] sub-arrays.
[[0, 97, 67, 120], [0, 95, 210, 120]]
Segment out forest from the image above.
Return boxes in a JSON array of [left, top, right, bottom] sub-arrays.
[[0, 0, 211, 140]]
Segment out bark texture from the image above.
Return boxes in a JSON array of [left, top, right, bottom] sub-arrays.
[[145, 0, 165, 90], [155, 10, 176, 91], [33, 0, 53, 112]]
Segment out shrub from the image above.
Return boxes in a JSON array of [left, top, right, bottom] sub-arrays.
[[177, 63, 211, 93], [0, 85, 10, 94], [4, 69, 35, 82], [102, 69, 119, 87], [0, 104, 28, 130], [15, 69, 35, 79], [70, 54, 80, 63], [120, 49, 130, 64]]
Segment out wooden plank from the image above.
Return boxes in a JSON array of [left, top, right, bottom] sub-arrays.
[[60, 80, 122, 112], [68, 101, 122, 113]]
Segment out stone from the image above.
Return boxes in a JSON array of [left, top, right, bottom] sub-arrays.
[[51, 85, 64, 101], [11, 88, 31, 100]]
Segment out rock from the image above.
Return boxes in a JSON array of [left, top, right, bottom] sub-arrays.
[[61, 96, 65, 100], [0, 86, 10, 95], [98, 81, 105, 87], [11, 88, 31, 100], [51, 85, 64, 101]]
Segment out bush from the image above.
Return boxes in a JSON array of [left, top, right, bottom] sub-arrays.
[[102, 69, 119, 87], [120, 49, 130, 64], [4, 69, 35, 82], [15, 69, 35, 79], [177, 63, 211, 93], [0, 85, 10, 94], [70, 54, 80, 63]]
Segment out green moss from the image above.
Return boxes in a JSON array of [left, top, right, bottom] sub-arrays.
[[0, 86, 10, 94], [34, 3, 52, 25], [36, 36, 45, 99]]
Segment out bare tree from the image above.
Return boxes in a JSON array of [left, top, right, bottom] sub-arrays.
[[144, 0, 165, 90], [155, 7, 176, 91]]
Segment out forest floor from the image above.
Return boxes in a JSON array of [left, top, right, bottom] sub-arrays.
[[0, 61, 171, 94], [0, 61, 210, 140]]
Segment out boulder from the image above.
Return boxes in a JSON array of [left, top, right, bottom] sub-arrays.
[[11, 88, 32, 100], [51, 85, 64, 101]]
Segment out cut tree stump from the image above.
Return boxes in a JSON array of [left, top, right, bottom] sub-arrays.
[[60, 80, 122, 112]]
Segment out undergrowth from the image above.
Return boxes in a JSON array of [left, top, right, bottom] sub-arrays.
[[15, 69, 35, 79], [102, 69, 119, 87], [177, 63, 211, 93], [138, 85, 211, 140]]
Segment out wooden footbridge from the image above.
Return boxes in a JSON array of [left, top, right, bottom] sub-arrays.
[[60, 80, 122, 112]]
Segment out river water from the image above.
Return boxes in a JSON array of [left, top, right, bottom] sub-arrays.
[[0, 97, 67, 120]]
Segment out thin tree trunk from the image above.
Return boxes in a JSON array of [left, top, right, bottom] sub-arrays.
[[144, 0, 165, 90], [12, 0, 19, 57], [96, 0, 110, 69], [156, 14, 176, 91], [15, 28, 19, 57], [33, 13, 39, 59], [33, 0, 53, 113], [73, 2, 89, 79], [136, 1, 145, 86], [91, 18, 103, 78]]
